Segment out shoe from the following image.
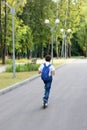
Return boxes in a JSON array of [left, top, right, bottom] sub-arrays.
[[45, 103, 48, 107], [43, 102, 48, 108]]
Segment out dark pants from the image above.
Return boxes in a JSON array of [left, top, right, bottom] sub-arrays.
[[43, 80, 52, 103]]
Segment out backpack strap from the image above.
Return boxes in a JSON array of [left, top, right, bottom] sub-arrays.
[[44, 63, 46, 67], [48, 64, 51, 67], [43, 63, 51, 68]]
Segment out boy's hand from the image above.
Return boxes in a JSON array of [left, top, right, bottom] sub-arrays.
[[52, 70, 55, 75]]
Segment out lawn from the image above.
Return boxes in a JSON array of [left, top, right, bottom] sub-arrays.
[[0, 58, 74, 90], [0, 71, 37, 90]]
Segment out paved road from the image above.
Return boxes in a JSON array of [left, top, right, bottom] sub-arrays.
[[0, 59, 87, 130]]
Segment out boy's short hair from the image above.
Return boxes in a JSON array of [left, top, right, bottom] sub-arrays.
[[45, 55, 51, 62]]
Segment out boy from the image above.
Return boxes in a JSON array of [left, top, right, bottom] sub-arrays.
[[38, 55, 55, 108]]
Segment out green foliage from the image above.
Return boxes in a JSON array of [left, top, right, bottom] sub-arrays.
[[6, 59, 12, 64], [1, 0, 87, 61], [6, 65, 13, 72], [76, 22, 87, 56], [71, 39, 83, 56], [15, 19, 33, 54], [1, 0, 33, 59], [21, 0, 55, 57], [6, 63, 40, 72]]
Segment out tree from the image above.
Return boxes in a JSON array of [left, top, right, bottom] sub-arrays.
[[57, 0, 84, 58], [1, 0, 87, 61], [76, 22, 87, 57], [21, 0, 56, 58], [71, 0, 87, 57], [1, 0, 27, 63], [0, 0, 2, 58], [15, 19, 33, 59]]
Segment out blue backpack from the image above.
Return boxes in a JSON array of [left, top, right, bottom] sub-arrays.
[[41, 63, 52, 82]]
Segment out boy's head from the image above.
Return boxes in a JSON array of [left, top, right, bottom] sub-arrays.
[[45, 55, 51, 62]]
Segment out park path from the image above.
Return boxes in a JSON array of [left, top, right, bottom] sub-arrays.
[[0, 59, 87, 130]]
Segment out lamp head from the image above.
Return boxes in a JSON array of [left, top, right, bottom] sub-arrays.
[[67, 29, 71, 33], [45, 19, 49, 24], [60, 29, 64, 33], [55, 19, 60, 24]]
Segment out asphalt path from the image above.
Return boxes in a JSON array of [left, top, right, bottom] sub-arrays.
[[0, 59, 87, 130]]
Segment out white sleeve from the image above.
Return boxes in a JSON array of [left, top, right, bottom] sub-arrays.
[[38, 64, 44, 72], [51, 65, 55, 71]]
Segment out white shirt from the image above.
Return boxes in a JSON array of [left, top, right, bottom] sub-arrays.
[[38, 61, 55, 76]]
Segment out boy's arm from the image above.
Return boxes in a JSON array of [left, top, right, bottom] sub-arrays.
[[38, 70, 41, 74], [52, 70, 55, 75], [38, 64, 43, 74], [51, 65, 55, 75]]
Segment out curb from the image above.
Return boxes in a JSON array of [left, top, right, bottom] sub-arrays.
[[0, 59, 75, 96], [0, 64, 65, 96], [0, 74, 40, 96]]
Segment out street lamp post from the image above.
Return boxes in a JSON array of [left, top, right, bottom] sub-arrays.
[[11, 8, 16, 78], [2, 1, 16, 78], [45, 19, 60, 64], [51, 27, 54, 64]]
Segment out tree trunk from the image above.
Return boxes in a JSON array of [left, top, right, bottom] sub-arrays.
[[67, 40, 71, 58], [56, 43, 59, 58], [68, 44, 71, 57], [2, 0, 7, 64], [56, 37, 59, 58], [86, 46, 87, 57], [41, 43, 44, 59], [0, 1, 1, 55]]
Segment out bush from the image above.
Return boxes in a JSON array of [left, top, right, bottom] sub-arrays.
[[16, 65, 21, 72], [6, 59, 12, 64], [6, 65, 13, 72], [6, 63, 40, 72]]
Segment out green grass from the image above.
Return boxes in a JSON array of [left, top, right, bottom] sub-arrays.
[[0, 62, 64, 90], [71, 56, 84, 59], [6, 63, 40, 72], [0, 58, 74, 90], [0, 71, 37, 90]]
